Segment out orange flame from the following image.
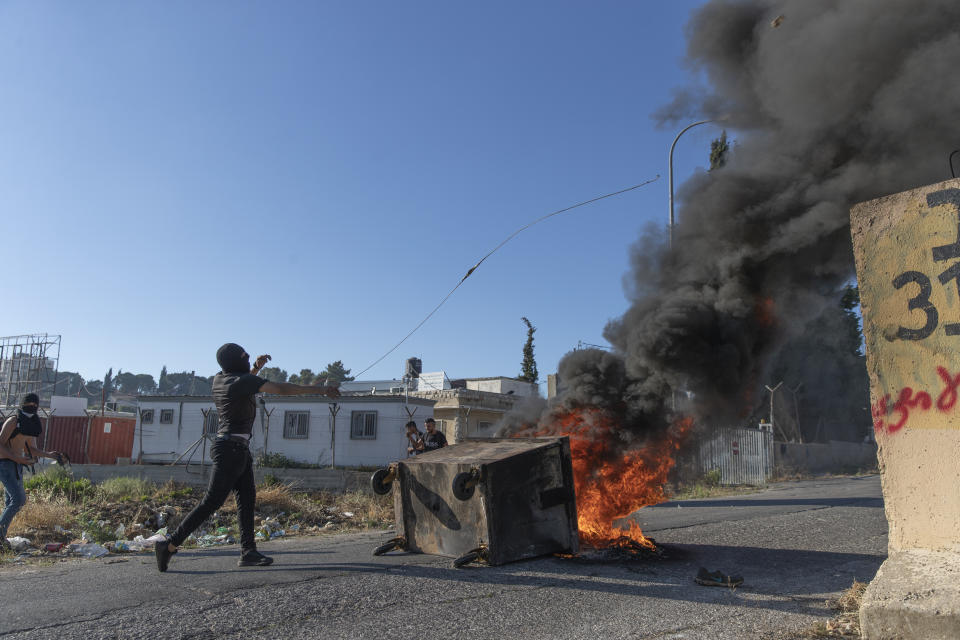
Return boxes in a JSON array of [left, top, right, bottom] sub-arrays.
[[525, 409, 692, 550]]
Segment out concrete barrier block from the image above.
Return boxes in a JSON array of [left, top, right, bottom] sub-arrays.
[[861, 550, 960, 639]]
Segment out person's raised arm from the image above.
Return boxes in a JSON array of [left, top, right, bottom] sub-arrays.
[[250, 354, 271, 377]]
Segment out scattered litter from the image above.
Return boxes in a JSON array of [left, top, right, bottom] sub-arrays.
[[70, 543, 109, 559], [44, 542, 65, 552], [6, 537, 32, 552], [197, 534, 234, 547], [342, 512, 354, 518], [115, 524, 126, 538], [695, 567, 743, 588], [108, 539, 153, 552]]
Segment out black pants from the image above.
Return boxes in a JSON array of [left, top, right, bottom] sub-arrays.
[[169, 438, 257, 552]]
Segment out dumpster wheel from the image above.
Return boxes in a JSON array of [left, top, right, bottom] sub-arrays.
[[452, 545, 488, 569], [373, 536, 407, 556], [371, 466, 397, 496]]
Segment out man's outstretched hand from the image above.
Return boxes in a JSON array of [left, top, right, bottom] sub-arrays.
[[252, 354, 272, 374]]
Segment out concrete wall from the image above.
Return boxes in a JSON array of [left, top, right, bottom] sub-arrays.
[[60, 462, 372, 493], [775, 441, 878, 474], [465, 378, 538, 397], [852, 178, 960, 553]]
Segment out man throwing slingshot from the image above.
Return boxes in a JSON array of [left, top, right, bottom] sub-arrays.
[[156, 343, 339, 571]]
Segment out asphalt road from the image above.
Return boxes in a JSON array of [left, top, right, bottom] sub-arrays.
[[0, 475, 886, 640]]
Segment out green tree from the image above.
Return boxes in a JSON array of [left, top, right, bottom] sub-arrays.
[[158, 365, 170, 394], [259, 367, 288, 383], [518, 317, 539, 383], [289, 369, 317, 385], [840, 285, 863, 356], [163, 371, 212, 395], [115, 372, 157, 395], [709, 131, 729, 170], [83, 379, 103, 401], [103, 368, 114, 399], [55, 371, 85, 396], [320, 360, 354, 383]]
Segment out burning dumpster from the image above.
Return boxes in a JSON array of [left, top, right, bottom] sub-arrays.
[[370, 437, 579, 567]]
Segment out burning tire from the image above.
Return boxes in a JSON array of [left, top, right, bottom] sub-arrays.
[[451, 545, 488, 568], [451, 550, 481, 568], [372, 536, 406, 556]]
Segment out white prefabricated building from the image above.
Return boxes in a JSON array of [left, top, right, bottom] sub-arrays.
[[134, 394, 435, 468]]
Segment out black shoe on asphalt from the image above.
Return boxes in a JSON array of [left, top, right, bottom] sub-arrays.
[[155, 539, 175, 572], [238, 550, 273, 567]]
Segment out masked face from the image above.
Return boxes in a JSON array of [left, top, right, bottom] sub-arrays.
[[21, 403, 38, 416], [216, 343, 250, 374]]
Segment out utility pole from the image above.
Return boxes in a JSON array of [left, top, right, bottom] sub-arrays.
[[669, 119, 714, 249], [765, 381, 786, 441], [789, 383, 804, 443], [328, 403, 340, 468]]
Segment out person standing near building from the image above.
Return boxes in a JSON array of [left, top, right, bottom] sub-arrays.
[[405, 420, 424, 456], [155, 343, 339, 571], [422, 417, 448, 452], [0, 393, 65, 551]]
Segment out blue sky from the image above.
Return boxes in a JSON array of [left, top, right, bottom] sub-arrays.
[[3, 1, 721, 387]]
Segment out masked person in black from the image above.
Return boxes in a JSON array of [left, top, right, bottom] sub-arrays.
[[0, 394, 64, 551], [156, 343, 339, 571]]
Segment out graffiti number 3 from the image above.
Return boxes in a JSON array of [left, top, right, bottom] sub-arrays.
[[894, 271, 938, 340]]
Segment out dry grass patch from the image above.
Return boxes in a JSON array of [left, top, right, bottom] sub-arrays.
[[334, 490, 393, 526], [792, 581, 867, 639], [7, 497, 75, 537]]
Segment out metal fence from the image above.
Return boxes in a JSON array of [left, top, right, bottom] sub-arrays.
[[697, 427, 773, 485]]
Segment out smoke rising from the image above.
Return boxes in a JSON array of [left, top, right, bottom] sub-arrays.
[[503, 0, 960, 439]]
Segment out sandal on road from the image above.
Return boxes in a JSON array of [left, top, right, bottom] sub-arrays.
[[695, 567, 744, 587]]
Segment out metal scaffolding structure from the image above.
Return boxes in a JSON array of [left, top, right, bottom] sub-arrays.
[[0, 334, 61, 407]]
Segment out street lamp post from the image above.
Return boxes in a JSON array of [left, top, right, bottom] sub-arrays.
[[668, 119, 715, 249]]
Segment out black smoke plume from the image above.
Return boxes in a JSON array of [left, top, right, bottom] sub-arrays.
[[502, 0, 960, 440]]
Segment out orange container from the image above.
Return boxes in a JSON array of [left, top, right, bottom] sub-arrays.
[[40, 415, 135, 464], [87, 416, 135, 464], [42, 416, 87, 463]]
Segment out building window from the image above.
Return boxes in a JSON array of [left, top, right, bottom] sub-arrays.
[[203, 410, 219, 435], [141, 409, 154, 424], [160, 409, 174, 424], [283, 411, 310, 439], [350, 411, 377, 439], [478, 421, 493, 433]]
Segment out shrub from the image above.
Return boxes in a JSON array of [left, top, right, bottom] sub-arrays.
[[76, 513, 118, 544], [702, 468, 722, 487], [97, 476, 156, 502], [24, 466, 94, 502], [256, 452, 320, 469]]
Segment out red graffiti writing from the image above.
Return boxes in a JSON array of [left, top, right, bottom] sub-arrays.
[[936, 366, 960, 411], [873, 366, 960, 435]]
